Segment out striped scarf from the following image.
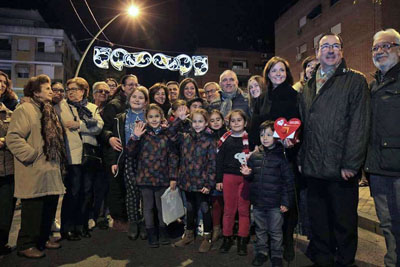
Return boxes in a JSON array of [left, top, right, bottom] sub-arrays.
[[217, 130, 249, 157]]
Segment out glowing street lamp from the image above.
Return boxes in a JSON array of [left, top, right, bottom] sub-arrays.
[[74, 5, 140, 77], [128, 5, 139, 17]]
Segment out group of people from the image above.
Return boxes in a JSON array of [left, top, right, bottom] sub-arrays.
[[0, 28, 399, 267]]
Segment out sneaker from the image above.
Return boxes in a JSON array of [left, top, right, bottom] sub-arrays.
[[252, 253, 268, 266]]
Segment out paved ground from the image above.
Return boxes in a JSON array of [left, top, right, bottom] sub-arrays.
[[358, 186, 382, 236], [1, 186, 387, 267]]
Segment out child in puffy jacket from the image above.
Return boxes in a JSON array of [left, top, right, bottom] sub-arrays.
[[240, 120, 294, 267]]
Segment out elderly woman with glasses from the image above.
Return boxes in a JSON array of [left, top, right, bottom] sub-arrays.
[[92, 82, 110, 115], [56, 77, 104, 241], [6, 74, 66, 258]]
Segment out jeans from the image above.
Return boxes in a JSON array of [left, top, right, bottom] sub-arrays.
[[141, 186, 166, 229], [253, 207, 283, 258], [370, 174, 400, 267]]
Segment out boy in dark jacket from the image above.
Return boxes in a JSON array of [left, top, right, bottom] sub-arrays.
[[241, 121, 294, 267]]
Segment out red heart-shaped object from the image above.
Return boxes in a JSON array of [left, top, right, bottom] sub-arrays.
[[274, 117, 301, 140]]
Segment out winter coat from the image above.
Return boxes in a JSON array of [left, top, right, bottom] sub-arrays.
[[100, 91, 127, 163], [250, 82, 299, 149], [208, 89, 250, 117], [0, 103, 13, 176], [55, 100, 103, 165], [126, 126, 178, 187], [246, 144, 294, 208], [365, 62, 400, 176], [6, 101, 65, 198], [169, 119, 217, 191], [110, 112, 133, 176], [298, 60, 370, 180]]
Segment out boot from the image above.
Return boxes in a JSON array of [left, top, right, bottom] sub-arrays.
[[237, 236, 248, 256], [146, 228, 159, 248], [159, 227, 170, 245], [127, 222, 139, 240], [212, 225, 221, 242], [139, 221, 147, 240], [198, 232, 212, 253], [174, 229, 194, 247], [252, 253, 269, 266], [219, 236, 233, 253]]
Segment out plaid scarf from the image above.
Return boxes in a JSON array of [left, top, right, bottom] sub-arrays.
[[316, 66, 336, 94], [217, 130, 249, 157], [220, 89, 238, 118]]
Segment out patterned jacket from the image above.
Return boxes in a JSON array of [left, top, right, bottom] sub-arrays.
[[169, 119, 217, 191], [126, 126, 178, 187]]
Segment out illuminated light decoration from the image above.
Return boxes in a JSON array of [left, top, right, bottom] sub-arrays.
[[192, 55, 209, 76], [110, 48, 127, 71], [93, 46, 208, 76], [124, 51, 152, 68], [175, 54, 193, 76], [152, 53, 175, 70], [93, 47, 112, 69]]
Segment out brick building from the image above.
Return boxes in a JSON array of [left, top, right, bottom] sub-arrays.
[[0, 8, 80, 96], [193, 47, 272, 88], [275, 0, 400, 82]]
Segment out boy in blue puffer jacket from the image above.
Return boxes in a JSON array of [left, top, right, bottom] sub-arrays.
[[240, 120, 294, 267]]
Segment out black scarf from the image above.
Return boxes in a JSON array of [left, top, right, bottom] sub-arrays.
[[68, 98, 97, 128]]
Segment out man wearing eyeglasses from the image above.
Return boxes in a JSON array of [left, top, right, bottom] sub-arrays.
[[365, 28, 400, 267], [298, 33, 370, 267]]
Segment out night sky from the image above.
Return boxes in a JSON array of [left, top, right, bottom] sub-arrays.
[[1, 0, 294, 86]]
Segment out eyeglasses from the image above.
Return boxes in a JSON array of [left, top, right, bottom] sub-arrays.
[[320, 43, 342, 52], [52, 89, 64, 93], [66, 87, 80, 92], [96, 90, 110, 94], [371, 42, 400, 53], [205, 89, 216, 95]]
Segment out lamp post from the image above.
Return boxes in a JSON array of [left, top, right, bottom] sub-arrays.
[[74, 5, 139, 77]]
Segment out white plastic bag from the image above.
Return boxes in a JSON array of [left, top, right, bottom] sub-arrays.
[[161, 187, 185, 225]]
